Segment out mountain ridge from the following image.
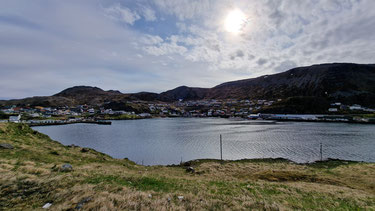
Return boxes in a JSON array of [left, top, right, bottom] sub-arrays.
[[1, 63, 374, 108]]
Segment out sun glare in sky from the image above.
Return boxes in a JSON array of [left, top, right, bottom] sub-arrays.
[[224, 9, 246, 34]]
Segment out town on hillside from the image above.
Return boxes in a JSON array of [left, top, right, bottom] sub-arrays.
[[1, 98, 375, 125]]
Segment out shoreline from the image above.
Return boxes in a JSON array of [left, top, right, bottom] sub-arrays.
[[27, 120, 111, 127], [169, 157, 369, 168], [23, 115, 375, 127], [57, 136, 375, 166]]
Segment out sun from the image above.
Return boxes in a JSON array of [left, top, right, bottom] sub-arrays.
[[224, 9, 246, 34]]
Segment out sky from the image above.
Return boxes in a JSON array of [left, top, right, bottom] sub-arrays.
[[1, 0, 375, 99]]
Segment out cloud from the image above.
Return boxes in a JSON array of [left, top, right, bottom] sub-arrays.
[[153, 0, 212, 20], [143, 42, 187, 56], [230, 50, 244, 60], [1, 0, 375, 99], [274, 60, 297, 72], [141, 6, 157, 21], [235, 50, 244, 57], [105, 4, 140, 25], [140, 35, 163, 45], [256, 58, 268, 66]]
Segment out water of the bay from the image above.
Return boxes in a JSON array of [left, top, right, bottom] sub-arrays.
[[33, 118, 375, 165]]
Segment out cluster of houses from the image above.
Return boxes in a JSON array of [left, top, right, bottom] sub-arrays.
[[0, 104, 151, 123], [327, 102, 375, 113], [146, 99, 278, 118], [1, 99, 374, 124], [1, 99, 274, 122], [149, 100, 375, 118], [1, 106, 78, 118]]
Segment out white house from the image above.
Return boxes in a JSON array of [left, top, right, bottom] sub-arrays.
[[139, 113, 151, 118], [248, 113, 260, 119], [349, 104, 363, 110], [9, 115, 21, 123], [31, 113, 40, 118], [328, 108, 338, 112]]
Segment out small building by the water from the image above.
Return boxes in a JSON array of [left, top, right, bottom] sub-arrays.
[[9, 115, 21, 123], [328, 108, 338, 112], [350, 104, 363, 110]]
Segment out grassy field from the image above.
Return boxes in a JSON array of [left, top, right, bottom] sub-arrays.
[[0, 123, 374, 210]]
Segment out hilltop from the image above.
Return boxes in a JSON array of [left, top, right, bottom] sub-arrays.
[[0, 123, 374, 210], [1, 63, 374, 110], [208, 63, 375, 106]]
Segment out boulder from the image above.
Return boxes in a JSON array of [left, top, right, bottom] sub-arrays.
[[75, 197, 92, 210], [60, 163, 73, 172], [42, 202, 52, 209], [0, 143, 14, 149], [68, 144, 78, 148], [186, 166, 195, 173], [50, 151, 59, 155]]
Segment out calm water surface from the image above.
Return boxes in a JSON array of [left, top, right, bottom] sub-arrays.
[[33, 118, 375, 165]]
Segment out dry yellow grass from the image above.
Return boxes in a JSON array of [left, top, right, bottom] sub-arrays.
[[0, 123, 374, 210]]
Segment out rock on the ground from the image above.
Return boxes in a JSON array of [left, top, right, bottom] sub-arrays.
[[0, 143, 14, 149], [42, 202, 52, 209], [68, 144, 78, 148], [186, 166, 195, 173], [75, 197, 92, 210], [60, 163, 73, 172]]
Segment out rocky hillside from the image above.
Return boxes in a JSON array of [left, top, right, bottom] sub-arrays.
[[0, 86, 129, 107], [1, 63, 374, 108], [52, 86, 128, 105], [158, 86, 209, 101], [160, 63, 375, 107], [207, 63, 375, 107]]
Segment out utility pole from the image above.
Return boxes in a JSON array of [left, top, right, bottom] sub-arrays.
[[220, 134, 223, 161], [320, 143, 323, 161]]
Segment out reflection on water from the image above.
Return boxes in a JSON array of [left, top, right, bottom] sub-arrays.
[[34, 118, 375, 165]]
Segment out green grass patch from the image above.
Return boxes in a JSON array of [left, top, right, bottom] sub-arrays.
[[127, 176, 179, 192], [308, 159, 359, 169], [85, 175, 180, 192]]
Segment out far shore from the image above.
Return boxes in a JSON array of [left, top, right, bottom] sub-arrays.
[[16, 114, 375, 127]]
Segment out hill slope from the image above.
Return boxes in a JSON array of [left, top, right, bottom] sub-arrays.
[[1, 63, 374, 108], [206, 63, 375, 107], [158, 86, 209, 101], [0, 86, 133, 107], [52, 86, 126, 105]]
